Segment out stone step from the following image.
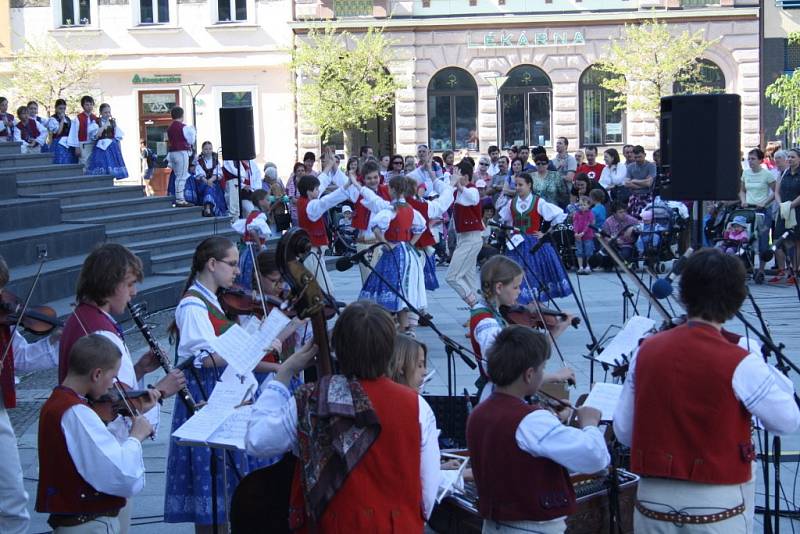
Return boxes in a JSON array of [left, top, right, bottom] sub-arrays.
[[0, 222, 105, 268], [150, 249, 195, 275], [0, 152, 52, 169], [0, 142, 22, 155], [17, 174, 113, 194], [0, 197, 62, 232], [67, 205, 205, 231], [36, 185, 144, 208], [61, 195, 172, 219], [106, 217, 234, 245], [126, 227, 239, 258], [1, 163, 84, 181]]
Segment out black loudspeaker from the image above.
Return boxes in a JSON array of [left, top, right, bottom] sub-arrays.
[[219, 106, 256, 161], [659, 94, 740, 201]]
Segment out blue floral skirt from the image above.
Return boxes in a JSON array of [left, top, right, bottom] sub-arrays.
[[52, 142, 77, 165], [359, 242, 426, 313], [86, 140, 128, 179], [422, 249, 439, 291], [185, 175, 228, 216], [506, 234, 572, 304]]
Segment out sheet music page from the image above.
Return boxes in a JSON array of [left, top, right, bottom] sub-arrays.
[[172, 403, 233, 443], [583, 383, 624, 421], [206, 405, 254, 450], [208, 308, 291, 375], [437, 457, 469, 503], [595, 315, 655, 366], [208, 368, 258, 409]]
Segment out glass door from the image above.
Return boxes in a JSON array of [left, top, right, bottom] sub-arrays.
[[501, 93, 526, 149], [527, 92, 551, 148], [138, 90, 179, 167]]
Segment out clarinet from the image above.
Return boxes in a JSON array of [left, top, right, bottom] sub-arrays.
[[127, 302, 199, 414]]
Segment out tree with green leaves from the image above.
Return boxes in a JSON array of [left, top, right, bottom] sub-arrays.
[[292, 25, 401, 156], [595, 19, 718, 122], [766, 32, 800, 140], [2, 36, 105, 115]]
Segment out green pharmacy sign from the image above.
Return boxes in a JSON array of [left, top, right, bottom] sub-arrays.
[[132, 74, 182, 84]]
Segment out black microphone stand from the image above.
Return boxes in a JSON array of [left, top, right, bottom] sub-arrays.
[[777, 239, 800, 303], [350, 250, 477, 396]]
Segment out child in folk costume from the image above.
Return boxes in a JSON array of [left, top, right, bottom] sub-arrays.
[[245, 301, 441, 532], [467, 325, 609, 534], [27, 101, 49, 152], [86, 103, 128, 179], [188, 141, 227, 216], [346, 160, 392, 283], [15, 106, 42, 154], [166, 106, 196, 207], [164, 237, 287, 532], [0, 256, 61, 534], [445, 161, 485, 307], [499, 172, 571, 303], [232, 189, 273, 291], [36, 335, 155, 534], [47, 99, 78, 164], [68, 96, 98, 167], [222, 157, 262, 219], [349, 175, 427, 334], [405, 175, 455, 292], [469, 255, 575, 403], [0, 96, 15, 143]]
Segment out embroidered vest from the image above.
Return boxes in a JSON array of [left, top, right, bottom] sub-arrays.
[[512, 195, 543, 234]]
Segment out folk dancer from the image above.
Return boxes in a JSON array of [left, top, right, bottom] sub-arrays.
[[232, 189, 273, 291], [614, 248, 800, 533], [36, 335, 154, 534], [245, 301, 441, 532], [347, 160, 392, 284], [47, 98, 78, 164], [86, 104, 128, 179], [15, 105, 43, 154], [0, 256, 60, 534], [222, 157, 262, 220], [445, 161, 484, 308], [27, 101, 50, 152], [189, 141, 227, 217], [467, 325, 609, 534], [166, 106, 196, 208], [68, 96, 98, 167]]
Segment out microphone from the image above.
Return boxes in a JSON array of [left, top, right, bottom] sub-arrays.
[[335, 242, 384, 272], [487, 220, 516, 232], [760, 232, 791, 263], [652, 247, 694, 299]]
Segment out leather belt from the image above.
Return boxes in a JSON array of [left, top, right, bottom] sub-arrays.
[[48, 509, 120, 528], [635, 500, 744, 525]]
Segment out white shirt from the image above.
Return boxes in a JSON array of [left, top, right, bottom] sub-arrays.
[[46, 116, 72, 148], [178, 124, 197, 149], [317, 167, 348, 193], [92, 119, 124, 151], [245, 378, 442, 519], [499, 194, 567, 226], [23, 117, 49, 146], [455, 185, 480, 207], [196, 156, 222, 179], [408, 167, 436, 198], [11, 328, 59, 376], [62, 402, 145, 498], [516, 409, 610, 474], [232, 211, 271, 239], [369, 205, 426, 235], [613, 350, 800, 447], [223, 159, 262, 191], [67, 114, 99, 147], [488, 161, 500, 177], [599, 164, 627, 189], [175, 281, 224, 365], [304, 186, 352, 222]]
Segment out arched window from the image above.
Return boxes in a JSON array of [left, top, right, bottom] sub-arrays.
[[673, 59, 726, 95], [427, 67, 478, 151], [579, 66, 624, 146], [499, 65, 551, 148]]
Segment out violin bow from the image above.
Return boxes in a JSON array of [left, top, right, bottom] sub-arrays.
[[247, 241, 269, 319]]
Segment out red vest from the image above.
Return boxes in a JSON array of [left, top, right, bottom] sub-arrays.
[[0, 325, 16, 408], [16, 121, 30, 142], [631, 322, 753, 484], [385, 205, 414, 242], [406, 196, 436, 248], [77, 112, 97, 142], [221, 161, 252, 189], [512, 196, 543, 234], [36, 386, 127, 515], [0, 112, 13, 137], [243, 211, 265, 244], [297, 196, 328, 247], [59, 303, 120, 385], [289, 377, 423, 533], [352, 184, 391, 231], [167, 121, 190, 152], [453, 184, 484, 233], [467, 392, 577, 521], [468, 304, 506, 377]]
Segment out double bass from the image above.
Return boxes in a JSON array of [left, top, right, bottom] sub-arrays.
[[229, 228, 335, 533]]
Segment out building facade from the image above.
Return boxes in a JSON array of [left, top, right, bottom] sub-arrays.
[[763, 0, 800, 145], [293, 0, 760, 158], [3, 0, 295, 176]]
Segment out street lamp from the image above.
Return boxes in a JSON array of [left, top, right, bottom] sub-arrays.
[[482, 73, 509, 148], [181, 82, 205, 149]]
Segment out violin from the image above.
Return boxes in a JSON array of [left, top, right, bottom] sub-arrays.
[[0, 290, 63, 334], [499, 303, 580, 332], [89, 384, 153, 425], [219, 287, 290, 319]]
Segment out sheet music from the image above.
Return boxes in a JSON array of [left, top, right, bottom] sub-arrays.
[[207, 405, 254, 450], [208, 308, 291, 375], [437, 456, 469, 503], [208, 367, 258, 409], [583, 383, 624, 422], [595, 315, 655, 366], [172, 403, 232, 442]]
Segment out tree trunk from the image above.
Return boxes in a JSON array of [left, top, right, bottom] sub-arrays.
[[342, 128, 359, 160]]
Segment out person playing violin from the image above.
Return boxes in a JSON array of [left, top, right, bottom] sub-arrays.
[[467, 325, 609, 534], [36, 334, 155, 534], [0, 255, 61, 534], [470, 255, 575, 403]]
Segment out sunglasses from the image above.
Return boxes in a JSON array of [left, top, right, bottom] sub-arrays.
[[536, 162, 548, 166], [392, 161, 403, 165], [479, 162, 489, 166]]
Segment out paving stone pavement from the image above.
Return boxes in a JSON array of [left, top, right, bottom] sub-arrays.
[[14, 264, 800, 532]]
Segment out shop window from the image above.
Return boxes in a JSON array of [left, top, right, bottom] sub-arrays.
[[579, 66, 624, 146], [499, 65, 551, 149], [54, 0, 96, 27], [213, 0, 252, 23], [673, 59, 726, 95], [427, 67, 478, 152], [221, 91, 253, 107], [136, 0, 172, 24]]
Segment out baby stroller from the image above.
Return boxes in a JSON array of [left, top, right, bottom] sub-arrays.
[[637, 200, 684, 273], [329, 206, 358, 256], [712, 209, 762, 280]]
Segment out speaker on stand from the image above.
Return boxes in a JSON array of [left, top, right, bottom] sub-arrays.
[[659, 94, 741, 248], [219, 106, 256, 219]]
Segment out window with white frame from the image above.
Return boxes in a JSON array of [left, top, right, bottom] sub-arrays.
[[217, 0, 247, 22], [139, 0, 170, 24], [57, 0, 93, 26]]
